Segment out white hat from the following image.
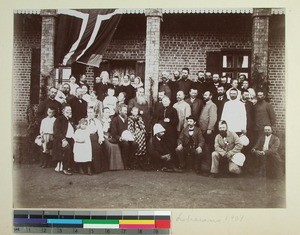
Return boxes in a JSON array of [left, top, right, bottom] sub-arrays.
[[239, 135, 250, 146], [121, 130, 135, 141], [153, 123, 166, 136], [231, 153, 246, 167]]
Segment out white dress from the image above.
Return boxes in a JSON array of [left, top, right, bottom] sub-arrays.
[[73, 129, 92, 162]]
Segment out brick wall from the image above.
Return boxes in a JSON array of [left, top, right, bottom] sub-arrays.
[[13, 15, 41, 128], [268, 38, 285, 132], [159, 31, 252, 80]]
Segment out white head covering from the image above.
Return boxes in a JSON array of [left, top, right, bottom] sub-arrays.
[[153, 123, 166, 136]]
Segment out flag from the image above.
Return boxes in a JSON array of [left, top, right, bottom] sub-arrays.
[[55, 9, 122, 68]]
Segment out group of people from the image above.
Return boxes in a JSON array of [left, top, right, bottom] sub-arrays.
[[34, 68, 284, 178]]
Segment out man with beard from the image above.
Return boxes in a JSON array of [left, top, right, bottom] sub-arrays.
[[52, 104, 75, 175], [253, 90, 276, 138], [61, 83, 75, 104], [120, 75, 135, 103], [210, 73, 220, 97], [226, 78, 241, 101], [158, 71, 172, 99], [95, 71, 110, 101], [185, 88, 204, 121], [240, 90, 254, 138], [110, 75, 122, 97], [177, 68, 192, 97], [128, 87, 150, 133], [36, 87, 62, 122], [149, 124, 181, 172], [169, 70, 180, 104], [203, 72, 214, 93], [213, 85, 229, 130], [176, 115, 205, 173], [78, 74, 90, 91], [68, 87, 88, 125], [220, 75, 230, 91], [221, 88, 247, 135], [190, 73, 204, 99], [209, 120, 245, 178], [173, 91, 191, 133], [199, 91, 217, 155], [110, 104, 138, 170], [251, 125, 283, 178], [152, 91, 166, 124]]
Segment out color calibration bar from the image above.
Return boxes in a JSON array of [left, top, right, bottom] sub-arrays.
[[13, 210, 171, 234]]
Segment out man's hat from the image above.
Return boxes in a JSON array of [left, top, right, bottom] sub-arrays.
[[186, 115, 197, 122], [153, 123, 166, 136]]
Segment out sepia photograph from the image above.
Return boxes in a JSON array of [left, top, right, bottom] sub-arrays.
[[12, 7, 286, 210]]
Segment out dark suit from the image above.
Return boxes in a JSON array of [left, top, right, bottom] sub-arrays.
[[252, 134, 283, 178], [176, 126, 205, 171], [213, 95, 229, 130], [185, 97, 204, 121], [148, 135, 174, 170], [52, 115, 74, 170], [177, 79, 192, 97], [120, 84, 135, 103], [110, 115, 138, 169], [69, 97, 87, 125]]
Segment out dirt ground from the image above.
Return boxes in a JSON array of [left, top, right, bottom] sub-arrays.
[[13, 163, 285, 209]]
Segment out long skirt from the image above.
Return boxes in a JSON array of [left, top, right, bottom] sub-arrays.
[[104, 140, 124, 170], [90, 133, 103, 173]]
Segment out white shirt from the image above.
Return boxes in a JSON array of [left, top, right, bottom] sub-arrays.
[[40, 116, 56, 134], [221, 99, 246, 133], [173, 100, 192, 132], [87, 118, 104, 142], [66, 121, 74, 138], [263, 135, 272, 151]]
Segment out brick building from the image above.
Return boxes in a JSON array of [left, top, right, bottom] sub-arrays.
[[13, 8, 285, 136]]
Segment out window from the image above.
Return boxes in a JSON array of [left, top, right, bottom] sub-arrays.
[[206, 50, 251, 79]]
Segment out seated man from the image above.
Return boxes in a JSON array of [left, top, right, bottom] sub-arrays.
[[209, 120, 246, 178], [110, 104, 138, 170], [176, 115, 205, 174], [148, 124, 181, 172], [251, 125, 284, 178]]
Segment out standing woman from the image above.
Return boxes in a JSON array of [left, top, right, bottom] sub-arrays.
[[87, 108, 105, 174], [100, 107, 123, 171], [88, 90, 103, 119]]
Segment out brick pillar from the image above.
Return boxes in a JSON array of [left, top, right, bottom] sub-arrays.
[[251, 8, 271, 86], [144, 9, 162, 107], [40, 10, 56, 101]]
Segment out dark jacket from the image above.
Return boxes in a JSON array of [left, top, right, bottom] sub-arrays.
[[110, 115, 128, 143], [154, 105, 179, 149], [177, 79, 192, 97], [69, 97, 87, 125], [185, 97, 204, 120], [253, 134, 280, 156], [120, 84, 135, 103], [52, 115, 74, 161], [178, 126, 205, 149], [254, 100, 276, 131]]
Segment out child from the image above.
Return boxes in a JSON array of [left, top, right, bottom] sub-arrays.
[[127, 106, 147, 169], [103, 88, 118, 116], [39, 107, 56, 168], [73, 118, 92, 175]]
